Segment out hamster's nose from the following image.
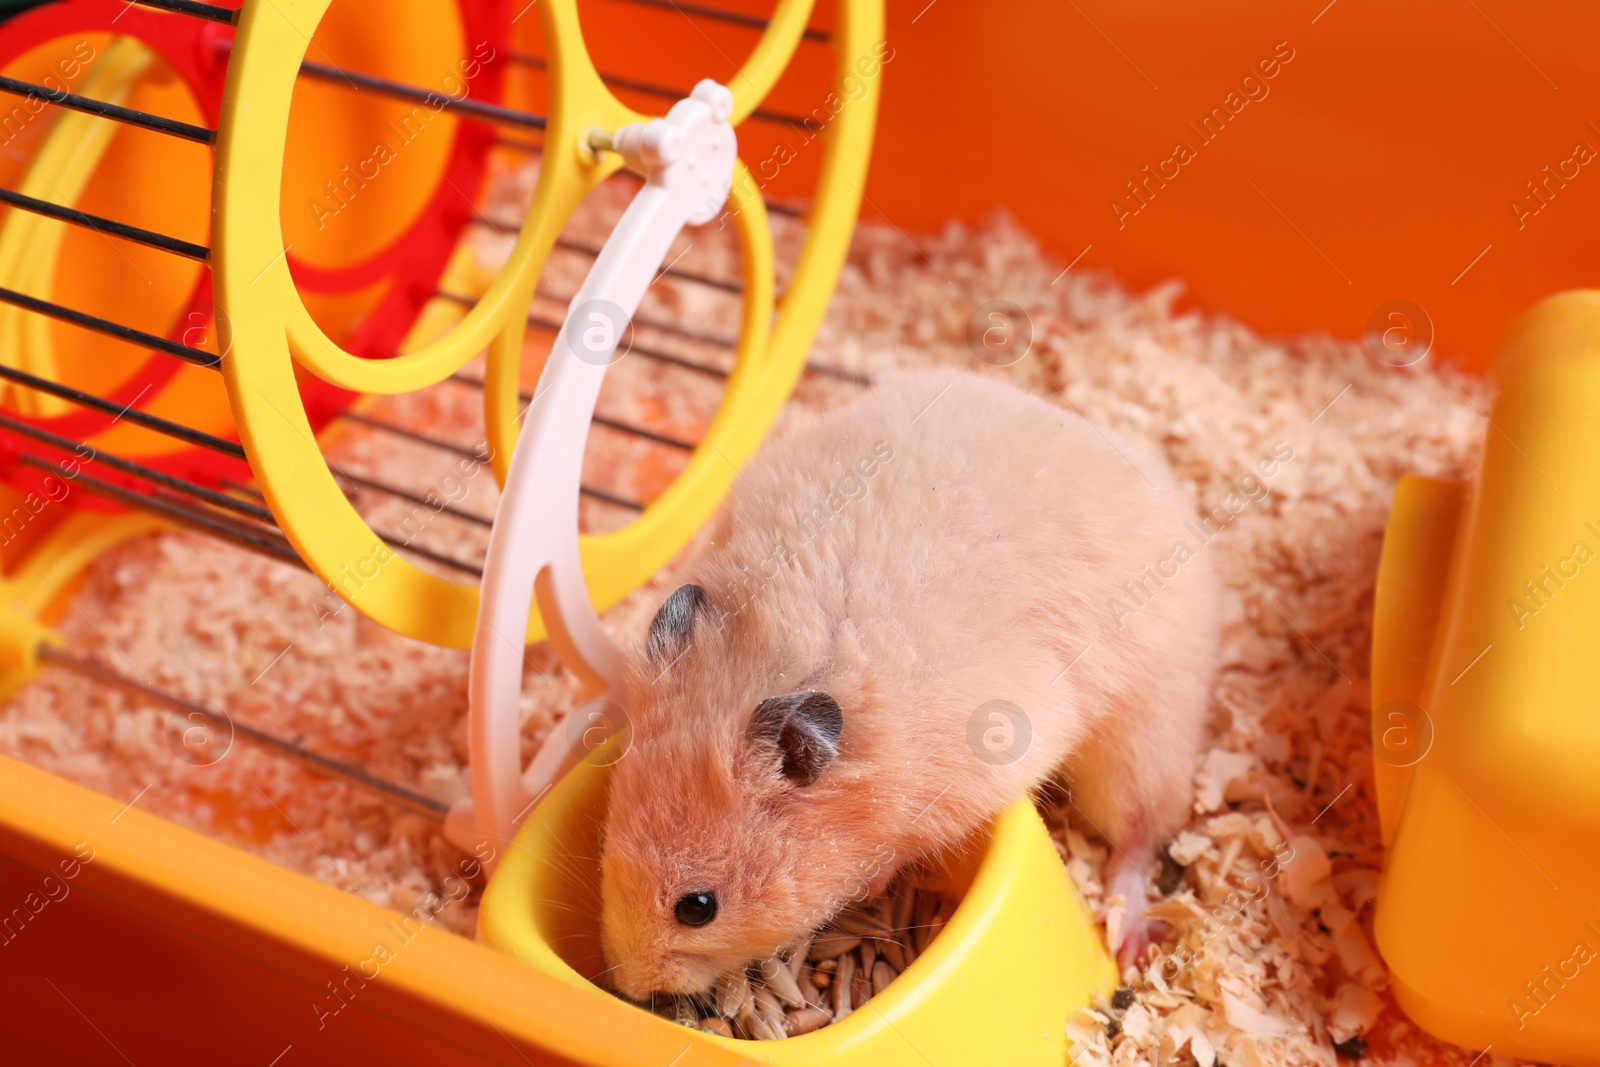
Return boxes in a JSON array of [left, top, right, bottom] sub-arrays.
[[607, 951, 707, 1000]]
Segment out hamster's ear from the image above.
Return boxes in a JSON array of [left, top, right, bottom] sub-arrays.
[[748, 691, 843, 786], [647, 584, 711, 666]]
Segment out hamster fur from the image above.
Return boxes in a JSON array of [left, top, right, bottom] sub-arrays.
[[598, 369, 1220, 998]]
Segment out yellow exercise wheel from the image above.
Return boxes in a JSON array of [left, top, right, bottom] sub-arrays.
[[216, 0, 882, 649]]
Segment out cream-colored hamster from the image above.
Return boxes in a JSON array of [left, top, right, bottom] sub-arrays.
[[598, 369, 1219, 998]]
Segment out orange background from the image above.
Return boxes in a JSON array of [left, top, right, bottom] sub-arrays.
[[859, 0, 1600, 373]]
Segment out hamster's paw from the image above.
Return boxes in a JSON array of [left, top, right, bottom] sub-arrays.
[[1105, 855, 1169, 970], [1113, 912, 1171, 970]]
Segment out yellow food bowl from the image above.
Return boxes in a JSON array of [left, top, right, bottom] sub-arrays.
[[481, 755, 1118, 1065], [1372, 290, 1600, 1066]]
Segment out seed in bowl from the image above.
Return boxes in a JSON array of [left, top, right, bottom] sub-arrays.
[[621, 876, 947, 1040]]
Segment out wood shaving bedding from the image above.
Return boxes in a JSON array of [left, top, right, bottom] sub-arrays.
[[0, 157, 1512, 1065]]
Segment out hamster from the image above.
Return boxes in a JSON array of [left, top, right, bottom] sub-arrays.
[[598, 369, 1219, 999]]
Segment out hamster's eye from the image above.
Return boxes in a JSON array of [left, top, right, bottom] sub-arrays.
[[674, 891, 718, 926]]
